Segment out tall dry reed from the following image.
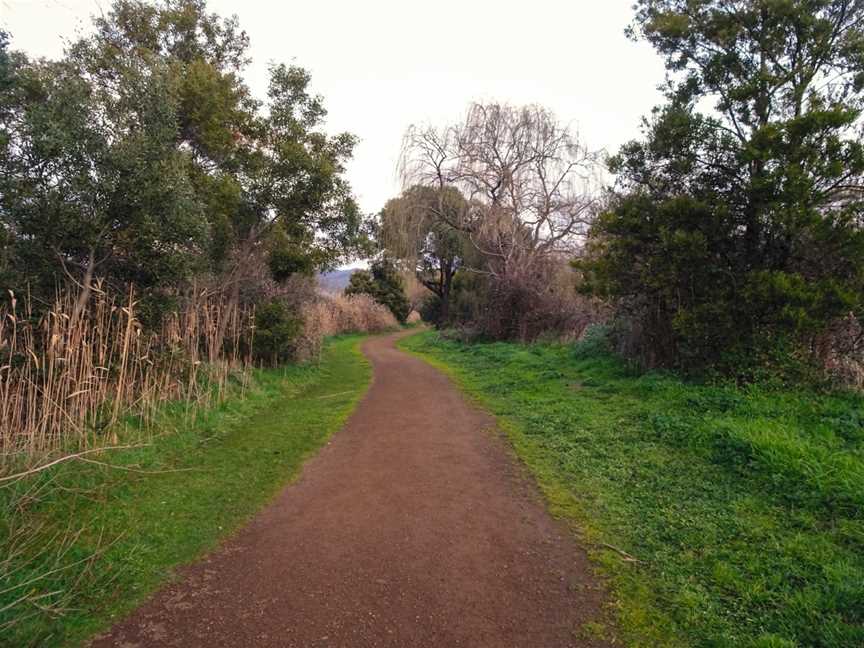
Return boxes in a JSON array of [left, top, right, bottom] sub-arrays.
[[0, 283, 255, 468]]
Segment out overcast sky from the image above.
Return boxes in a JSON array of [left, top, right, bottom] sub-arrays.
[[1, 0, 666, 215]]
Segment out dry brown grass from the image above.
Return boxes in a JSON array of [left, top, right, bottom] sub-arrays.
[[0, 279, 402, 471], [0, 283, 255, 469], [297, 292, 398, 360]]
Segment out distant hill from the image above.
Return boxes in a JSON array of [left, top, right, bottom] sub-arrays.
[[318, 269, 355, 293]]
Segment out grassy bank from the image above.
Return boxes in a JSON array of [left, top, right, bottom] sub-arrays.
[[400, 330, 864, 648], [0, 335, 372, 648]]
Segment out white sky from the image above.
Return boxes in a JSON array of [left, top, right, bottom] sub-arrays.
[[1, 0, 666, 215]]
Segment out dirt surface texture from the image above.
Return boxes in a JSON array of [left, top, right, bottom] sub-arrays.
[[90, 331, 611, 648]]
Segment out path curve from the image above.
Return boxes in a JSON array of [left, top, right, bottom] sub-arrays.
[[90, 331, 611, 648]]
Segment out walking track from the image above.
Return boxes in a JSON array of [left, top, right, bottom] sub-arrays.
[[90, 331, 611, 648]]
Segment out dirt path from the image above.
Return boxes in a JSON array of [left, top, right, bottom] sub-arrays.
[[90, 332, 611, 648]]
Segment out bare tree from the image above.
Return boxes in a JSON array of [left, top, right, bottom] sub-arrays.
[[398, 102, 605, 340], [399, 102, 601, 280]]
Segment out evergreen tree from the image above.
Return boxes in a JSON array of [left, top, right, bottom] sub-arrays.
[[345, 259, 410, 323], [581, 0, 864, 374]]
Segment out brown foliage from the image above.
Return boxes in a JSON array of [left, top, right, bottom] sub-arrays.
[[476, 255, 608, 342], [296, 292, 398, 361], [815, 314, 864, 389]]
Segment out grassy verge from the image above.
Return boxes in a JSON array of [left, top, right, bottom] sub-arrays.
[[400, 330, 864, 648], [0, 334, 372, 648]]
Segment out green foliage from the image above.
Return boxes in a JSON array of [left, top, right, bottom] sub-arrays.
[[345, 269, 376, 295], [0, 31, 17, 290], [402, 331, 864, 647], [345, 259, 411, 323], [266, 221, 317, 281], [0, 49, 206, 297], [418, 293, 444, 324], [252, 299, 302, 364], [267, 246, 316, 282], [0, 336, 371, 647], [448, 269, 490, 325], [572, 324, 612, 358], [245, 62, 364, 270], [0, 0, 363, 306], [419, 270, 495, 334], [580, 0, 864, 375], [378, 185, 471, 324], [0, 30, 11, 137]]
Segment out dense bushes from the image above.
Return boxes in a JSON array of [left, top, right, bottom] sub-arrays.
[[416, 255, 606, 343], [0, 0, 373, 462], [816, 315, 864, 389], [253, 300, 303, 365], [476, 257, 606, 342]]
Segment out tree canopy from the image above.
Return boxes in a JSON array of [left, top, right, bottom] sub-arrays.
[[0, 0, 364, 312], [378, 185, 471, 323], [580, 0, 864, 374]]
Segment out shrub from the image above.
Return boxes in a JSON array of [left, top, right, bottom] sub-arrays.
[[345, 259, 410, 323], [815, 314, 864, 389], [573, 324, 612, 359], [578, 2, 864, 378], [252, 300, 302, 365], [439, 258, 608, 343]]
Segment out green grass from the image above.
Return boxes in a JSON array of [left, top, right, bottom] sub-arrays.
[[400, 330, 864, 648], [0, 334, 372, 648]]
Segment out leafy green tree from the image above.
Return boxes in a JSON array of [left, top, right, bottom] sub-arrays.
[[581, 0, 864, 374], [379, 186, 470, 324], [66, 0, 254, 284], [72, 0, 363, 278], [344, 269, 377, 297], [345, 259, 411, 323], [0, 32, 17, 286], [0, 0, 364, 314], [0, 50, 206, 309], [245, 63, 363, 276], [0, 31, 11, 137]]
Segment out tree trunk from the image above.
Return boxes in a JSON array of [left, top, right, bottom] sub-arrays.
[[71, 248, 97, 324], [440, 260, 454, 324]]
